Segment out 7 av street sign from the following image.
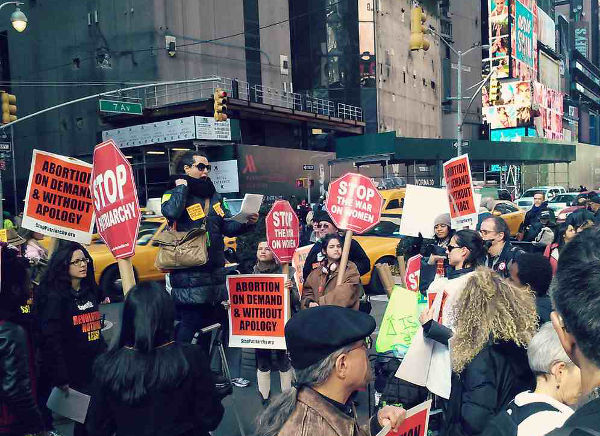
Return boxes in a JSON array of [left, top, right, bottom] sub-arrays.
[[99, 99, 143, 115]]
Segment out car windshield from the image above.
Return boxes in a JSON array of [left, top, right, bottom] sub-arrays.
[[551, 194, 577, 203], [522, 189, 545, 198]]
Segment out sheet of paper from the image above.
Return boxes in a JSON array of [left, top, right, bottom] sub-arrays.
[[231, 194, 264, 223], [46, 387, 91, 424]]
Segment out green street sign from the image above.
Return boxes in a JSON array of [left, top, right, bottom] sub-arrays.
[[99, 99, 143, 115]]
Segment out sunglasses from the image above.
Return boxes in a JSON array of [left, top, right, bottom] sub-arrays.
[[315, 223, 332, 229], [194, 163, 211, 172], [447, 244, 462, 252]]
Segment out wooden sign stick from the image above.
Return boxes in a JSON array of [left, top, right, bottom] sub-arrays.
[[336, 230, 353, 286]]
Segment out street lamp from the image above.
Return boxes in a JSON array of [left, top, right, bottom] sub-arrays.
[[0, 2, 27, 32]]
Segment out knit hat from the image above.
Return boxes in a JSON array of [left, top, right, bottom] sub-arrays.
[[434, 213, 451, 228], [313, 210, 336, 227]]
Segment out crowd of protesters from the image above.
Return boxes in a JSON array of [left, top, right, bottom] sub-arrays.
[[2, 158, 600, 436]]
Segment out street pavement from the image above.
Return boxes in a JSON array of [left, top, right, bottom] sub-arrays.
[[99, 289, 389, 436]]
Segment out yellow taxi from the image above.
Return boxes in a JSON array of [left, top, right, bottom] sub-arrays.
[[380, 189, 406, 217], [487, 200, 526, 236], [42, 217, 237, 298]]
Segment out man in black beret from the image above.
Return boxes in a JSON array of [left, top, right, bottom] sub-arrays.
[[302, 210, 370, 282], [255, 306, 405, 436]]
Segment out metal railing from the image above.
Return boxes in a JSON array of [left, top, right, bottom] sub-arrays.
[[121, 76, 363, 122]]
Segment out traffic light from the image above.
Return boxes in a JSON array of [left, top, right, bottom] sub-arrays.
[[489, 76, 499, 104], [296, 178, 314, 188], [0, 92, 16, 124], [410, 6, 430, 51], [213, 88, 228, 122]]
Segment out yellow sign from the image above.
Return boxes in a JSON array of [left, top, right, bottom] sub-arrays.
[[0, 228, 7, 242], [213, 202, 225, 217], [186, 203, 206, 221]]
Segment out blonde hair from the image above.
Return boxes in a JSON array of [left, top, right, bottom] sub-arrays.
[[450, 267, 538, 373]]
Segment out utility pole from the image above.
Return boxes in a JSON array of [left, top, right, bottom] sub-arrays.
[[457, 50, 463, 156]]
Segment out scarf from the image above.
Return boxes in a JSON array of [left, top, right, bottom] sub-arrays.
[[168, 175, 216, 198], [253, 260, 281, 274]]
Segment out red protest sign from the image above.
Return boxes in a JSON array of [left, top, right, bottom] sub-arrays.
[[404, 254, 422, 292], [266, 200, 300, 263], [380, 400, 431, 436], [22, 150, 95, 244], [443, 154, 477, 229], [92, 139, 140, 259], [227, 274, 289, 350], [326, 173, 383, 234], [292, 244, 314, 296]]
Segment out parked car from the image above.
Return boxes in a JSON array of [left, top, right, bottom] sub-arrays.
[[517, 186, 567, 211], [556, 190, 600, 222], [548, 192, 580, 214]]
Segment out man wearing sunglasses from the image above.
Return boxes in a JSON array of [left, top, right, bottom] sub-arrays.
[[162, 151, 258, 353], [301, 210, 370, 282], [255, 306, 406, 436]]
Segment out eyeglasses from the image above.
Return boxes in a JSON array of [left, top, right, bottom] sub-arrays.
[[447, 244, 462, 252], [194, 163, 211, 172], [70, 258, 90, 266], [347, 337, 373, 353], [316, 223, 332, 229], [479, 229, 496, 236]]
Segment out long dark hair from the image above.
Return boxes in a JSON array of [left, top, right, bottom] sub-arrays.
[[94, 282, 189, 404], [554, 223, 568, 248], [38, 242, 97, 293], [321, 233, 344, 258], [0, 244, 30, 320], [454, 229, 485, 268]]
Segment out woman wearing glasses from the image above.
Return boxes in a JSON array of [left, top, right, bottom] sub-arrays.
[[161, 151, 258, 353], [36, 242, 106, 435]]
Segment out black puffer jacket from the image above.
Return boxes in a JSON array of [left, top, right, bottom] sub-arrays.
[[485, 241, 523, 279], [0, 319, 44, 435], [161, 184, 253, 305], [442, 340, 535, 436]]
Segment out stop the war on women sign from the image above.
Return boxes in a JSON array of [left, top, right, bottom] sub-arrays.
[[227, 274, 289, 350], [21, 150, 95, 244]]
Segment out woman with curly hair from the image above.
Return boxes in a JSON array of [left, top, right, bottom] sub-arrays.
[[442, 267, 538, 436]]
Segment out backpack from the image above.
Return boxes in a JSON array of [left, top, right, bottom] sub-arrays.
[[484, 400, 560, 436]]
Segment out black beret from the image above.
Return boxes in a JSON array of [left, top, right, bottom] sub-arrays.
[[313, 210, 336, 227], [285, 306, 376, 370], [588, 191, 600, 205]]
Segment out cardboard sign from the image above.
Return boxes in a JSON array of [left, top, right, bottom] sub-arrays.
[[428, 291, 449, 324], [21, 150, 95, 244], [326, 173, 383, 234], [227, 274, 289, 350], [0, 229, 7, 242], [377, 400, 432, 436], [404, 254, 422, 292], [376, 286, 428, 354], [292, 244, 314, 296], [266, 200, 300, 263], [443, 154, 477, 230]]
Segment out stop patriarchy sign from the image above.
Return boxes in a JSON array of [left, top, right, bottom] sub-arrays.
[[266, 200, 299, 263], [91, 139, 140, 259], [326, 173, 383, 234]]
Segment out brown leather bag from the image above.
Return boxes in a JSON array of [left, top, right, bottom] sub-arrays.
[[154, 199, 210, 270]]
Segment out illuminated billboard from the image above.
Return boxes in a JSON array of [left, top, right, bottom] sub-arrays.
[[533, 82, 564, 140], [510, 0, 538, 81], [483, 79, 532, 129]]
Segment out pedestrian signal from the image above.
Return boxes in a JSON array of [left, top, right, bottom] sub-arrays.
[[410, 6, 430, 52], [213, 88, 228, 122], [0, 92, 17, 124]]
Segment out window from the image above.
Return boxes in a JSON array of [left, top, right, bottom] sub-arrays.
[[494, 203, 517, 214], [386, 199, 401, 209]]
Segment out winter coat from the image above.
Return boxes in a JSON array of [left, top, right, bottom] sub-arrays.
[[521, 202, 550, 236], [36, 284, 106, 390], [485, 241, 523, 279], [536, 295, 553, 324], [252, 262, 301, 314], [442, 340, 535, 436], [396, 268, 475, 399], [161, 185, 253, 305], [546, 397, 600, 435], [0, 319, 44, 435], [86, 344, 224, 436], [419, 241, 451, 294], [301, 261, 361, 310], [302, 238, 370, 282], [277, 387, 380, 436]]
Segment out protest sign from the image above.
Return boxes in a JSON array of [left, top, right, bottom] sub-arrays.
[[376, 286, 428, 354], [377, 400, 432, 436], [291, 244, 314, 296], [443, 154, 477, 229], [21, 150, 95, 244], [266, 200, 299, 263], [227, 274, 289, 350], [0, 229, 6, 242], [404, 254, 422, 292]]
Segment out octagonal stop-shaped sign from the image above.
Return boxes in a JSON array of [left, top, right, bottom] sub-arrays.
[[92, 139, 140, 259], [266, 200, 299, 263], [326, 173, 383, 234]]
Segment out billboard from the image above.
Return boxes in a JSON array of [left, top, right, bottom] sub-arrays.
[[487, 0, 510, 78], [491, 127, 536, 142], [533, 82, 564, 140], [537, 7, 555, 49], [573, 21, 590, 59], [538, 51, 560, 90], [483, 79, 532, 129], [510, 0, 538, 81]]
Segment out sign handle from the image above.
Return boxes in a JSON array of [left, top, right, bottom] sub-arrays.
[[117, 258, 136, 295], [336, 230, 353, 287]]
